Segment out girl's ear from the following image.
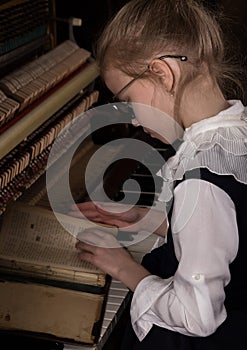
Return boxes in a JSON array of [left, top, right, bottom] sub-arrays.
[[149, 59, 175, 93]]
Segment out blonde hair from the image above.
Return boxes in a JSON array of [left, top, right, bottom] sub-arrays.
[[95, 0, 242, 100]]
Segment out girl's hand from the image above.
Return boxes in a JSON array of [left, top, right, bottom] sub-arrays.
[[75, 228, 150, 291], [69, 201, 167, 236]]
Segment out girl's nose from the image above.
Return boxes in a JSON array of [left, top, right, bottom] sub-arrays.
[[131, 118, 140, 127]]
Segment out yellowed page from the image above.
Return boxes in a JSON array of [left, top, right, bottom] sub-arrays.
[[0, 203, 117, 284]]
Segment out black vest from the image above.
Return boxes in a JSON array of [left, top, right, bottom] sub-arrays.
[[137, 168, 247, 350]]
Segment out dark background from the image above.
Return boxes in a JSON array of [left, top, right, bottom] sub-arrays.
[[56, 0, 247, 52], [55, 0, 247, 53]]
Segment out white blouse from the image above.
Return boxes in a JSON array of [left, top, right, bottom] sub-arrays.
[[130, 100, 247, 341]]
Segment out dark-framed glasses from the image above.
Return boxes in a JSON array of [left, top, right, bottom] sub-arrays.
[[110, 54, 187, 121], [112, 55, 187, 102]]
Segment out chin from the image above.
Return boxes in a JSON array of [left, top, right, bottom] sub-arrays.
[[151, 133, 170, 145]]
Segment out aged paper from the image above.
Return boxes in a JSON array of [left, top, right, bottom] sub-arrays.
[[0, 203, 117, 285]]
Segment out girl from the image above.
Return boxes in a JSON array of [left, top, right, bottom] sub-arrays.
[[69, 0, 247, 348]]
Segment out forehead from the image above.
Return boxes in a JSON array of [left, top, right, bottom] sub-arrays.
[[104, 68, 131, 93]]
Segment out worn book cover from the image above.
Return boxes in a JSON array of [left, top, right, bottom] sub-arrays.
[[0, 203, 117, 344]]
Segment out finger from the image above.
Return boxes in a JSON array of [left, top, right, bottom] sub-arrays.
[[75, 240, 95, 252], [70, 201, 97, 211], [76, 229, 121, 248], [67, 210, 127, 233], [70, 202, 135, 221], [67, 209, 103, 220], [69, 202, 116, 221], [78, 250, 95, 264], [96, 202, 134, 215], [92, 217, 133, 229]]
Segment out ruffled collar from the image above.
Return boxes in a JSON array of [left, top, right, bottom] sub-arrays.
[[157, 100, 247, 203], [184, 99, 246, 140]]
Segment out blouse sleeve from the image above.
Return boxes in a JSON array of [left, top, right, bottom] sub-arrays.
[[130, 179, 239, 341]]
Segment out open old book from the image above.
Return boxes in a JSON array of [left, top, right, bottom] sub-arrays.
[[0, 203, 119, 344], [0, 203, 118, 290]]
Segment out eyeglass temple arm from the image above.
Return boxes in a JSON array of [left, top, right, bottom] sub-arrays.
[[158, 55, 188, 61]]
